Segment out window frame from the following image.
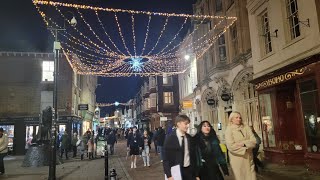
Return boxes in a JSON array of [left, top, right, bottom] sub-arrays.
[[218, 34, 227, 61], [286, 0, 300, 40], [42, 61, 54, 82], [163, 92, 174, 105], [261, 12, 273, 55]]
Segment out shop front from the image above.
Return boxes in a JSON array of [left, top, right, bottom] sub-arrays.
[[252, 54, 320, 170]]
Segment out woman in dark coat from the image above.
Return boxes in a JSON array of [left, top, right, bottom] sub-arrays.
[[194, 121, 229, 180]]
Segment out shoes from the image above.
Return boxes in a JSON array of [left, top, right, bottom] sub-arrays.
[[147, 163, 150, 167], [131, 162, 134, 168], [133, 163, 137, 168]]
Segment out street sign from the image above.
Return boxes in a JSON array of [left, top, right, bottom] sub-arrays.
[[207, 99, 215, 106], [182, 101, 193, 109], [78, 104, 88, 110]]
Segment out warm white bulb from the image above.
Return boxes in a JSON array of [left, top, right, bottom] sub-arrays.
[[184, 55, 190, 60]]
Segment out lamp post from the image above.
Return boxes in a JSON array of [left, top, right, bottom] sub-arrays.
[[48, 13, 76, 180]]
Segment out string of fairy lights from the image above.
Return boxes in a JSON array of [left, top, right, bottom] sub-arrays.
[[33, 0, 237, 77]]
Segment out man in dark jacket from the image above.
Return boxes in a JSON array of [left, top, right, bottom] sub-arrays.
[[155, 127, 165, 162], [107, 131, 117, 155], [163, 115, 197, 180]]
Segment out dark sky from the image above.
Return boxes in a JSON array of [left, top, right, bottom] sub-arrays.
[[0, 0, 197, 116]]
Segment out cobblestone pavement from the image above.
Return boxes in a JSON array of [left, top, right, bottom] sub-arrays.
[[2, 139, 320, 180]]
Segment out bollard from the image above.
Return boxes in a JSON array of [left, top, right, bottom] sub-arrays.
[[105, 144, 109, 180], [110, 168, 117, 180]]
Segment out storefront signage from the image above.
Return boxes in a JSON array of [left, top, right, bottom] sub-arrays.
[[221, 93, 231, 101], [182, 101, 193, 109], [78, 104, 88, 110], [207, 99, 216, 106], [255, 67, 307, 90]]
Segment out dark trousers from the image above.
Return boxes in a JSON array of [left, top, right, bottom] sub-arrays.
[[108, 144, 114, 155], [0, 153, 6, 173], [181, 166, 195, 180], [72, 146, 77, 157], [60, 148, 68, 159]]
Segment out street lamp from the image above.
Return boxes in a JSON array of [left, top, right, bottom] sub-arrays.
[[48, 13, 76, 180]]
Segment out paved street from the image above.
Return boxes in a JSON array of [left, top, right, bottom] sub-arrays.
[[2, 139, 320, 180]]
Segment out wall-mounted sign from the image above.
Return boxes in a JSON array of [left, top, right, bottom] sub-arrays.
[[160, 117, 168, 121], [78, 104, 88, 110], [255, 67, 307, 91], [182, 101, 193, 109], [221, 93, 231, 101], [207, 99, 216, 106]]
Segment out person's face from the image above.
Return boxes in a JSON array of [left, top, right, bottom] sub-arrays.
[[201, 122, 211, 135], [232, 113, 242, 125], [133, 128, 137, 133], [144, 131, 147, 136], [177, 121, 189, 133]]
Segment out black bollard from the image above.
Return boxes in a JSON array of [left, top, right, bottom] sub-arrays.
[[110, 168, 117, 180], [105, 144, 108, 180]]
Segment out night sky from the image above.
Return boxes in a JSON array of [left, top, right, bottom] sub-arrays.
[[0, 0, 197, 116]]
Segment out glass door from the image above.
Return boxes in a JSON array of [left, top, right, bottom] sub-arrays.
[[299, 79, 320, 153]]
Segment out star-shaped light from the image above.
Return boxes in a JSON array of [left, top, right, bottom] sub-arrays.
[[114, 101, 120, 106], [129, 57, 144, 72]]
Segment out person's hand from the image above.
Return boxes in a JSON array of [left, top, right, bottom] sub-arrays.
[[196, 177, 200, 180], [236, 142, 245, 148], [127, 147, 129, 151], [167, 177, 174, 180], [139, 147, 142, 150]]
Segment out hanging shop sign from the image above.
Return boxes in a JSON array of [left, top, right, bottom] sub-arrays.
[[221, 93, 231, 102], [255, 67, 308, 91], [182, 101, 193, 109], [207, 99, 216, 106]]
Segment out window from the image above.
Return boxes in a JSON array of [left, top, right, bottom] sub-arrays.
[[216, 0, 222, 12], [218, 34, 226, 61], [163, 92, 173, 104], [261, 12, 272, 54], [150, 93, 157, 107], [259, 93, 276, 148], [286, 0, 300, 39], [299, 79, 320, 153], [42, 61, 54, 81], [163, 74, 172, 85], [230, 24, 238, 58]]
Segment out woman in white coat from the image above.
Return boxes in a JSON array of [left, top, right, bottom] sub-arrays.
[[225, 111, 257, 180]]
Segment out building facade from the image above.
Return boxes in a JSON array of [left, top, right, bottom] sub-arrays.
[[192, 0, 257, 142], [135, 75, 180, 132], [0, 51, 97, 155], [247, 0, 320, 169]]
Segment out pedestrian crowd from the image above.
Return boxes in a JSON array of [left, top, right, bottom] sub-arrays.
[[122, 111, 263, 180]]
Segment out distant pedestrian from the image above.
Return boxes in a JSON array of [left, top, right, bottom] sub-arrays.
[[107, 131, 117, 155], [78, 136, 86, 160], [142, 130, 151, 167], [152, 128, 158, 154], [155, 127, 165, 162], [60, 131, 69, 160], [0, 128, 9, 175], [163, 115, 197, 180], [87, 138, 94, 160], [71, 133, 78, 158], [194, 121, 229, 180], [250, 126, 264, 173], [225, 111, 257, 180], [127, 126, 142, 168]]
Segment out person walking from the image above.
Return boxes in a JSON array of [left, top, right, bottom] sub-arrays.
[[225, 111, 257, 180], [107, 131, 117, 155], [87, 137, 94, 160], [152, 128, 158, 155], [142, 130, 151, 167], [78, 136, 86, 160], [71, 132, 78, 158], [155, 127, 165, 162], [163, 115, 198, 180], [0, 128, 8, 175], [60, 131, 69, 160], [127, 126, 142, 168], [194, 121, 229, 180]]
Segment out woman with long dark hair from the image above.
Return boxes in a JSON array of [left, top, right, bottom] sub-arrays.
[[194, 121, 229, 180]]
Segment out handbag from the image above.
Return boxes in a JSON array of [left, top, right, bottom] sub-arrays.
[[76, 139, 81, 146]]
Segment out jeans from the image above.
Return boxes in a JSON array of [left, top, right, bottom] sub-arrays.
[[0, 153, 6, 173], [142, 145, 150, 166], [108, 144, 115, 155], [72, 145, 77, 157], [157, 146, 163, 160]]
